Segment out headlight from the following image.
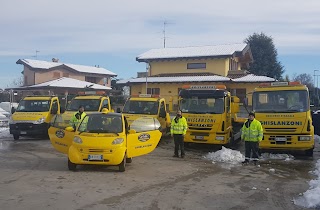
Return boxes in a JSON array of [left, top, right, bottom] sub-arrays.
[[34, 117, 45, 124], [112, 138, 124, 145], [216, 136, 224, 141], [298, 136, 311, 141], [73, 136, 83, 144]]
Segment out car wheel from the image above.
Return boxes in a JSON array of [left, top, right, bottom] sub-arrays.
[[13, 134, 19, 140], [68, 159, 77, 171], [119, 154, 126, 172], [305, 149, 314, 157], [126, 157, 132, 163]]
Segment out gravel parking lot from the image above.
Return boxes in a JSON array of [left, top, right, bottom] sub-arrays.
[[0, 133, 319, 210]]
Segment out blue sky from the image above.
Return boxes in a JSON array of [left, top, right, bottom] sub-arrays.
[[1, 0, 320, 89]]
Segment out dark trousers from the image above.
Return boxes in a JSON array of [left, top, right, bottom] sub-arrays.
[[173, 134, 185, 156], [245, 141, 259, 161]]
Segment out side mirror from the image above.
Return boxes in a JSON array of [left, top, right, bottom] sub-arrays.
[[65, 126, 75, 132], [11, 107, 16, 114], [60, 107, 66, 114], [128, 129, 136, 134], [116, 107, 121, 113]]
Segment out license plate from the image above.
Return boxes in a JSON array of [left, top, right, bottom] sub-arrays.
[[195, 136, 204, 140], [275, 137, 286, 141], [88, 155, 103, 161], [20, 131, 27, 134]]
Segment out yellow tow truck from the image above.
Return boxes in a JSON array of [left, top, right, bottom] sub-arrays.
[[62, 91, 113, 121], [122, 94, 171, 135], [9, 95, 61, 140], [248, 81, 314, 156], [179, 85, 241, 146], [48, 109, 162, 172]]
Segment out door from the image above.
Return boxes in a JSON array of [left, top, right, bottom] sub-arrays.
[[158, 100, 167, 131], [127, 117, 162, 158], [48, 114, 75, 154]]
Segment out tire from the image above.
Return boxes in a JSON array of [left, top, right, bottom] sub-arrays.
[[68, 159, 77, 171], [119, 154, 126, 172], [305, 149, 314, 157], [13, 134, 19, 140], [126, 157, 132, 163]]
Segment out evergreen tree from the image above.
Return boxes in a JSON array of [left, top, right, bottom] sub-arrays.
[[244, 32, 284, 80]]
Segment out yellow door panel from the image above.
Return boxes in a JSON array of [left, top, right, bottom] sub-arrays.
[[49, 127, 74, 154], [127, 130, 162, 158]]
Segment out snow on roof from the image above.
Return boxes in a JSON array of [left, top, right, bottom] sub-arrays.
[[17, 59, 117, 76], [232, 74, 276, 82], [30, 77, 111, 90], [117, 75, 231, 84], [137, 43, 248, 61]]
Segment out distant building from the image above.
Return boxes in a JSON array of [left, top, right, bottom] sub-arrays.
[[17, 59, 117, 87]]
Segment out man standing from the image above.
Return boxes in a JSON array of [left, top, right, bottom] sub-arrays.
[[69, 105, 86, 129], [171, 110, 188, 158], [241, 112, 263, 165]]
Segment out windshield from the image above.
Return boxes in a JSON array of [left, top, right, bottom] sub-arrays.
[[253, 90, 309, 113], [67, 99, 101, 111], [123, 100, 159, 115], [180, 97, 224, 114], [16, 100, 51, 112], [78, 115, 123, 133]]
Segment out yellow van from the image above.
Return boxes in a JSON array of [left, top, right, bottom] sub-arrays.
[[48, 110, 162, 172], [10, 95, 60, 140]]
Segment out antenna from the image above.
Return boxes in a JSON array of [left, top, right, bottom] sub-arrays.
[[32, 50, 40, 59], [163, 20, 174, 48]]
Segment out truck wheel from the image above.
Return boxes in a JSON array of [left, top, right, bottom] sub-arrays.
[[119, 154, 126, 172], [126, 157, 132, 163], [13, 134, 19, 140], [305, 149, 314, 157], [68, 159, 77, 171]]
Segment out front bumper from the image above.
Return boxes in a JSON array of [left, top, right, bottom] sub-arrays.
[[9, 123, 49, 136], [259, 134, 314, 151], [184, 130, 231, 145]]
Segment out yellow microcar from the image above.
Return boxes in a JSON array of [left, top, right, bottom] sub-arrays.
[[48, 111, 162, 172]]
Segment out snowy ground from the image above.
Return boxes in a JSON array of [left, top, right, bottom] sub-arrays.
[[0, 127, 10, 139]]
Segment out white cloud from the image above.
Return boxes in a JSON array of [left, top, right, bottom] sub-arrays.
[[1, 0, 320, 56]]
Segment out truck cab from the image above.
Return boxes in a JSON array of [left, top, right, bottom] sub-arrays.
[[9, 95, 60, 140], [250, 81, 314, 156], [122, 94, 171, 135], [179, 85, 241, 145], [63, 91, 113, 122]]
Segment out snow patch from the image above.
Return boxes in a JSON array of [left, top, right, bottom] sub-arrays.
[[204, 146, 244, 165], [0, 127, 11, 139], [315, 135, 320, 144], [260, 153, 294, 161], [294, 159, 320, 208]]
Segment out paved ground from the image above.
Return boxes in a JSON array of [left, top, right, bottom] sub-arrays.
[[0, 135, 319, 210]]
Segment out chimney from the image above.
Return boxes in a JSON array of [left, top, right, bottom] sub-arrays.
[[52, 58, 59, 62]]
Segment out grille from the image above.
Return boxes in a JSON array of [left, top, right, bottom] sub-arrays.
[[188, 126, 211, 131], [265, 128, 297, 132], [190, 132, 209, 136], [269, 136, 292, 145]]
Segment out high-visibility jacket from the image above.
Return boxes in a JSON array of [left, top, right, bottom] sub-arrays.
[[170, 117, 188, 135], [241, 119, 263, 142], [69, 111, 87, 128]]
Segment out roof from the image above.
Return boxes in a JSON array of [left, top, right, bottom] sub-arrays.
[[17, 59, 117, 76], [7, 77, 111, 90], [117, 74, 276, 85], [117, 75, 231, 84], [137, 43, 249, 61], [232, 74, 276, 82]]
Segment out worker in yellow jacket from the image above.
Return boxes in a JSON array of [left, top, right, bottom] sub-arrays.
[[171, 110, 188, 158], [241, 112, 263, 165], [69, 105, 87, 129]]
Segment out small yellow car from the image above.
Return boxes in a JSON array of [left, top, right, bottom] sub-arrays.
[[48, 110, 162, 172]]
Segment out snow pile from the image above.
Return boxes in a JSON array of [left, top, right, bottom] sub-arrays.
[[260, 153, 294, 161], [294, 159, 320, 208], [204, 146, 244, 164], [0, 127, 11, 139], [315, 135, 320, 144]]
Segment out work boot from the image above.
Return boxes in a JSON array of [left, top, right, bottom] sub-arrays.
[[253, 160, 259, 166], [242, 160, 249, 165], [173, 154, 179, 158], [181, 155, 185, 158]]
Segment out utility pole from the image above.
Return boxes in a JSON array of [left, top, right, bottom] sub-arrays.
[[163, 21, 167, 48], [314, 70, 319, 105]]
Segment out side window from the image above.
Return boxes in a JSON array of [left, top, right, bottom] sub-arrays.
[[52, 100, 58, 112], [160, 101, 165, 113], [102, 99, 109, 109], [226, 98, 230, 112]]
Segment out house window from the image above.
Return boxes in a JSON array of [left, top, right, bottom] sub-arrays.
[[187, 63, 206, 69], [63, 73, 69, 77], [147, 88, 160, 95], [53, 72, 60, 78], [85, 76, 97, 83]]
